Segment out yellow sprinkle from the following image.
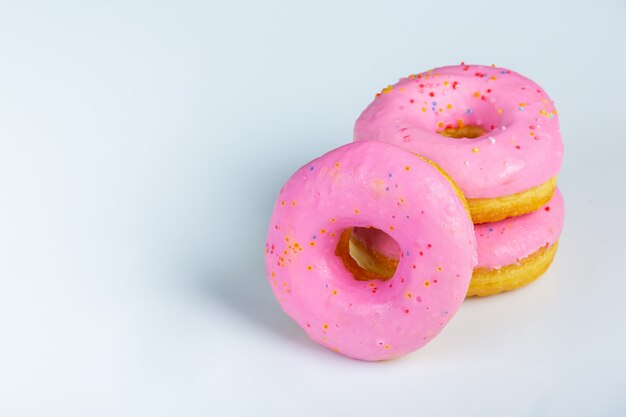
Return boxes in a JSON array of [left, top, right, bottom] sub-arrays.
[[291, 201, 296, 206], [331, 289, 338, 296], [389, 225, 395, 231], [497, 108, 503, 114], [382, 85, 394, 94], [447, 103, 453, 109], [490, 75, 497, 80], [473, 91, 480, 98], [354, 209, 360, 214], [472, 147, 480, 153], [437, 266, 443, 272], [405, 166, 411, 171], [320, 229, 326, 234], [281, 201, 285, 206], [421, 107, 426, 112], [424, 281, 431, 287], [323, 323, 329, 330], [307, 265, 313, 271], [384, 344, 391, 350], [519, 102, 526, 107], [334, 162, 340, 168], [309, 241, 315, 246], [443, 81, 449, 86], [457, 119, 465, 128], [438, 122, 444, 128], [406, 292, 413, 299]]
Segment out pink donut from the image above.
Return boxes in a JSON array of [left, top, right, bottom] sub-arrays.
[[351, 188, 565, 297], [265, 141, 476, 361], [354, 63, 563, 223], [475, 187, 564, 270]]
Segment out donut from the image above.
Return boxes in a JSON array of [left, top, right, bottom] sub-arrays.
[[265, 141, 477, 361], [349, 188, 565, 297], [468, 187, 565, 296], [354, 63, 563, 224]]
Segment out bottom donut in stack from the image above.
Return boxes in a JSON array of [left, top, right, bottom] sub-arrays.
[[349, 188, 565, 297]]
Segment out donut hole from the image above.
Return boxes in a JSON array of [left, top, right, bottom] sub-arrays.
[[335, 227, 400, 281], [430, 97, 501, 139], [438, 124, 484, 139]]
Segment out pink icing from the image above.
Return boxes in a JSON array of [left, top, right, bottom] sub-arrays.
[[351, 188, 565, 271], [354, 64, 564, 199], [475, 187, 564, 269], [265, 141, 476, 361]]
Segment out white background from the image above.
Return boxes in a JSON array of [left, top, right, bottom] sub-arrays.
[[1, 1, 625, 416]]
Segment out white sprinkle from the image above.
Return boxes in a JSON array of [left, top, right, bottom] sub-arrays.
[[489, 137, 496, 144], [464, 160, 470, 166], [501, 126, 507, 130]]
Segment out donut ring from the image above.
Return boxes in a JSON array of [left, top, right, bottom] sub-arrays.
[[349, 188, 565, 297], [265, 141, 476, 361], [354, 63, 563, 223]]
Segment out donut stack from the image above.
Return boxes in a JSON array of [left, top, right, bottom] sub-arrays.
[[265, 63, 564, 361], [353, 63, 564, 297]]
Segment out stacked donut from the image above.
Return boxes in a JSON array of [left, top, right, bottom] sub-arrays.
[[265, 63, 564, 361], [353, 64, 564, 297]]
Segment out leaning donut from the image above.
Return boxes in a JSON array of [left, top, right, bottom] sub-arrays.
[[354, 63, 563, 223], [265, 141, 476, 361]]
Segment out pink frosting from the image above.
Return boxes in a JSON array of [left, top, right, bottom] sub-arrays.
[[265, 141, 476, 361], [475, 187, 564, 269], [354, 64, 564, 199], [352, 188, 565, 271]]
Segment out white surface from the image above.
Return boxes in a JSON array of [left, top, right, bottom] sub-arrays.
[[1, 1, 625, 416]]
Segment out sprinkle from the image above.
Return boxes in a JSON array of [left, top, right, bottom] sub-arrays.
[[332, 289, 338, 295], [405, 166, 411, 171], [545, 206, 551, 212], [354, 209, 360, 214], [464, 160, 470, 166], [424, 281, 431, 287], [472, 147, 480, 153], [382, 85, 393, 94], [489, 137, 496, 144]]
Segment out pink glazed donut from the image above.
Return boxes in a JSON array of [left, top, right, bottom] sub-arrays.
[[265, 141, 476, 361], [351, 188, 565, 297], [354, 63, 564, 224]]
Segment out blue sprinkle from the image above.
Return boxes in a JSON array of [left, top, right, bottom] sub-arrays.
[[465, 108, 473, 114], [500, 70, 506, 74], [312, 235, 317, 240], [406, 250, 410, 257], [432, 101, 437, 106], [310, 166, 315, 171], [388, 173, 393, 178], [488, 227, 493, 232]]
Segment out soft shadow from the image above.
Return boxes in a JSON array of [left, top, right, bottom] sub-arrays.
[[200, 263, 316, 350]]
